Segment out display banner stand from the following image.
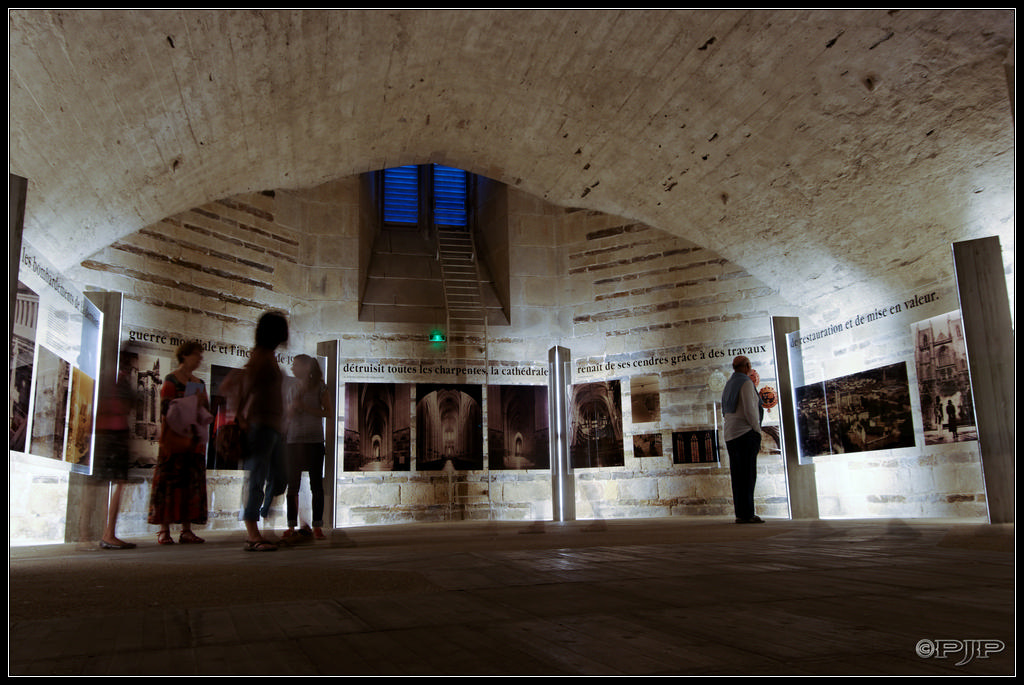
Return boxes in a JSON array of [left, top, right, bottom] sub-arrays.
[[65, 291, 123, 543], [10, 174, 28, 341], [316, 340, 340, 531], [952, 237, 1015, 524], [772, 315, 820, 520], [548, 346, 575, 521]]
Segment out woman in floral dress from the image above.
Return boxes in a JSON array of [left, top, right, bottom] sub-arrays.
[[147, 341, 210, 544]]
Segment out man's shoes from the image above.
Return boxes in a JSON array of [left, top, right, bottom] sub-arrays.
[[735, 516, 765, 524], [280, 526, 314, 545]]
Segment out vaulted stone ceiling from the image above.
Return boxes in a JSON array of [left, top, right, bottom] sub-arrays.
[[8, 9, 1015, 319]]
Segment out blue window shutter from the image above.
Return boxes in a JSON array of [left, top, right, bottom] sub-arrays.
[[383, 165, 420, 224], [432, 165, 468, 228]]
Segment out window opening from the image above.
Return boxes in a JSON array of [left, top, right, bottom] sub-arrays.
[[381, 164, 469, 229], [383, 165, 420, 225], [432, 165, 468, 228]]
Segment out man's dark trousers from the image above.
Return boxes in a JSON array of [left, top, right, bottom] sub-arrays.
[[726, 429, 760, 520]]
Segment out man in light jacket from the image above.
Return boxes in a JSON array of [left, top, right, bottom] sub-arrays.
[[721, 355, 764, 523]]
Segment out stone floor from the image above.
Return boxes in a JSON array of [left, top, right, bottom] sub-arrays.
[[8, 516, 1015, 676]]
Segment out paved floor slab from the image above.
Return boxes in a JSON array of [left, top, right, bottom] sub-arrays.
[[8, 517, 1015, 675]]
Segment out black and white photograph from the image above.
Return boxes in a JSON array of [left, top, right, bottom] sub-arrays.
[[344, 382, 413, 472], [487, 385, 549, 470], [824, 362, 916, 454], [569, 380, 624, 469], [630, 374, 661, 423], [795, 381, 832, 459], [125, 349, 175, 466], [911, 311, 978, 445], [28, 346, 70, 462], [416, 383, 483, 471], [10, 282, 39, 453], [632, 431, 663, 460]]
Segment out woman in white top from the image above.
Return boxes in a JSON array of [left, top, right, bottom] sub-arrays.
[[282, 354, 332, 542]]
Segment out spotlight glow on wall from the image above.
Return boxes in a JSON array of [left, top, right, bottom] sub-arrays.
[[429, 330, 446, 343]]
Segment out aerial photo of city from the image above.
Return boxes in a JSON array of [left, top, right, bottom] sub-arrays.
[[795, 361, 916, 458]]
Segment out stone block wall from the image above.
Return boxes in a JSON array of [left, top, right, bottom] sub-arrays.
[[783, 277, 988, 520], [811, 445, 987, 519], [10, 174, 986, 545], [9, 455, 71, 544]]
